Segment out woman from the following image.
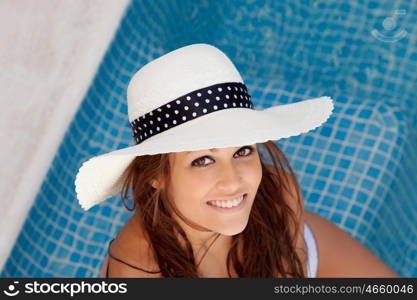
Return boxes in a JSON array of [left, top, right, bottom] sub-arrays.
[[98, 143, 398, 278], [75, 43, 398, 278]]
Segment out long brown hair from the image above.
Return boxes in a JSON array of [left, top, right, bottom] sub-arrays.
[[118, 140, 306, 277]]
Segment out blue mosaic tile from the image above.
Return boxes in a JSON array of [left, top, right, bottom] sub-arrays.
[[2, 0, 416, 278]]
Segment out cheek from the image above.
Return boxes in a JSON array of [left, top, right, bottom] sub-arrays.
[[245, 157, 263, 188], [169, 172, 211, 209]]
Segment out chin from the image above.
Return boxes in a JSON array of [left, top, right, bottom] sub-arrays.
[[218, 220, 249, 236]]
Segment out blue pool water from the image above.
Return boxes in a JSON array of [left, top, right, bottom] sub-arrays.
[[2, 0, 417, 277]]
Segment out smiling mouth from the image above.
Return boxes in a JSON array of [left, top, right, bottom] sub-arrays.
[[206, 193, 247, 208]]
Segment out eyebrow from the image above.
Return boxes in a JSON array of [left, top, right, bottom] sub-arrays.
[[185, 146, 249, 156], [185, 148, 219, 155]]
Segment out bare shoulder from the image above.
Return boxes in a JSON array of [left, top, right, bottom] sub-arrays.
[[100, 213, 162, 278], [304, 210, 399, 277], [265, 164, 398, 277]]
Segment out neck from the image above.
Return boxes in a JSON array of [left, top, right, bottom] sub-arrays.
[[171, 213, 233, 264], [133, 210, 240, 277]]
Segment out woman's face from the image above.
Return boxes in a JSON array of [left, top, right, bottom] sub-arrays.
[[165, 144, 262, 238]]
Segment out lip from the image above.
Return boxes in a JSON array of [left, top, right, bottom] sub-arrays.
[[206, 193, 247, 213]]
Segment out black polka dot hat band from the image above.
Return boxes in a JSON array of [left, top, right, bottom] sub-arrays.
[[130, 82, 253, 145], [75, 43, 334, 211]]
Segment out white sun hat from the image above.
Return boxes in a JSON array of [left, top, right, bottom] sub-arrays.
[[74, 43, 334, 211]]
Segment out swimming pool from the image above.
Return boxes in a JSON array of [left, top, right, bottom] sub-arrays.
[[2, 0, 416, 277]]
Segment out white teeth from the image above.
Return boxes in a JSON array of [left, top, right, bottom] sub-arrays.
[[209, 195, 244, 208]]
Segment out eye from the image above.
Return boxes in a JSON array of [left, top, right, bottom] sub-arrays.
[[191, 146, 254, 168]]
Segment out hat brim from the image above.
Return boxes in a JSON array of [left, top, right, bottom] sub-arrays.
[[75, 96, 334, 210]]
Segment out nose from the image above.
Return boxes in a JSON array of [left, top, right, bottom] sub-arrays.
[[216, 162, 243, 191]]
